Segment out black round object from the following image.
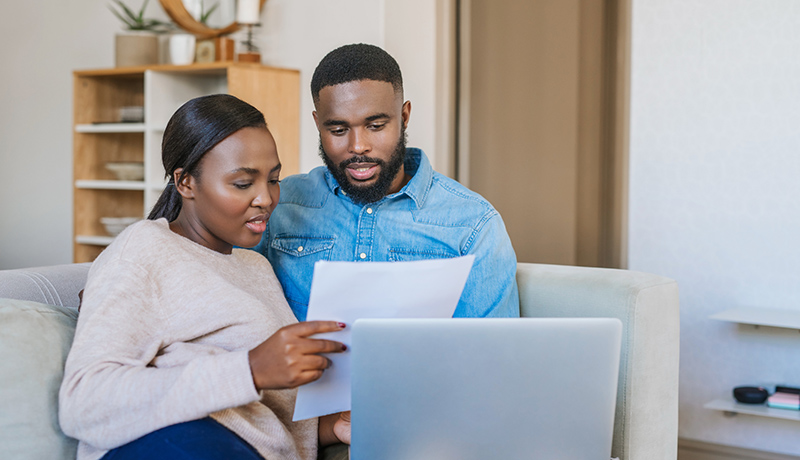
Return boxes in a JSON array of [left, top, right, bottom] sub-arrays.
[[733, 386, 768, 404]]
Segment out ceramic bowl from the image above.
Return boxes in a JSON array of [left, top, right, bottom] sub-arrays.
[[119, 105, 144, 123], [105, 162, 145, 181], [100, 217, 140, 236]]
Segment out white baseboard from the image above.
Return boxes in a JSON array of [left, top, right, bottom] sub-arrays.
[[678, 438, 800, 460]]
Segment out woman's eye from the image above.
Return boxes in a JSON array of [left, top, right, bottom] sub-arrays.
[[269, 179, 281, 185], [234, 183, 252, 189]]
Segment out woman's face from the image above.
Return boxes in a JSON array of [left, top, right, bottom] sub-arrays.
[[177, 127, 281, 254]]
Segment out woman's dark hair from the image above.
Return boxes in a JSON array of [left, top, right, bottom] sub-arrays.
[[147, 94, 267, 221]]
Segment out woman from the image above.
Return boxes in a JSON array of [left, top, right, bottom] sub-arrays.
[[59, 94, 350, 460]]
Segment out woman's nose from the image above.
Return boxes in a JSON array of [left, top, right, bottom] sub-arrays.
[[252, 183, 273, 209]]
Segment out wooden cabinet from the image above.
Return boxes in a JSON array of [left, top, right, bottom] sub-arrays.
[[73, 63, 299, 263]]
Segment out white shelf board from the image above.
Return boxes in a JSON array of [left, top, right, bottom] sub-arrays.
[[710, 307, 800, 330], [75, 235, 114, 246], [75, 180, 146, 190], [705, 399, 800, 422], [75, 123, 146, 133]]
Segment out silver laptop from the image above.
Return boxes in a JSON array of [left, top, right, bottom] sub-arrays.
[[350, 318, 622, 460]]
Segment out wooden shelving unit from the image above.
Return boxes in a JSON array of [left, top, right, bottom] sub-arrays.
[[72, 62, 299, 262]]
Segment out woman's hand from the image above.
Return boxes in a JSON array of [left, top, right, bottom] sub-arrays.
[[248, 321, 346, 390]]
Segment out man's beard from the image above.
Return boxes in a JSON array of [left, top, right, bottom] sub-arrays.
[[320, 128, 407, 205]]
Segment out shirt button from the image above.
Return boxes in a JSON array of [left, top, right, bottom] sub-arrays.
[[359, 253, 366, 259], [366, 208, 373, 214], [297, 246, 304, 252]]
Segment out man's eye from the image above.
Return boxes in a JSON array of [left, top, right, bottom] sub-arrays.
[[368, 123, 386, 130], [330, 128, 347, 135]]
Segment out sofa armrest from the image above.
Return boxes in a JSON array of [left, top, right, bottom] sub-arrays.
[[0, 263, 91, 310], [516, 262, 679, 460]]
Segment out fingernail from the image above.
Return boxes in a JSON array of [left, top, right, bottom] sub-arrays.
[[342, 344, 348, 351], [338, 322, 346, 328]]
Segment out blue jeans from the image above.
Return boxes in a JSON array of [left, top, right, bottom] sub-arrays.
[[102, 417, 264, 460]]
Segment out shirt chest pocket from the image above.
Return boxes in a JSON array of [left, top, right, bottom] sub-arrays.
[[271, 236, 335, 259]]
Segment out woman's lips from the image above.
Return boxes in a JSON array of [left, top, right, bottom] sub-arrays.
[[245, 215, 268, 233], [347, 163, 378, 181]]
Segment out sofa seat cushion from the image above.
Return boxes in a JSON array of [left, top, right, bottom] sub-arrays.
[[0, 298, 78, 459]]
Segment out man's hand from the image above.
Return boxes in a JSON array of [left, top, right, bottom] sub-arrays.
[[319, 411, 351, 446], [248, 321, 346, 390], [333, 410, 351, 444]]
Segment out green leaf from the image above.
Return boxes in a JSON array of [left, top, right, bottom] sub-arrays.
[[108, 5, 135, 28], [200, 2, 219, 24], [138, 0, 150, 23], [113, 0, 139, 23], [109, 0, 171, 32]]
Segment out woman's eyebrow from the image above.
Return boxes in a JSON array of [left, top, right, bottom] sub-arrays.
[[227, 164, 281, 175], [227, 167, 260, 175]]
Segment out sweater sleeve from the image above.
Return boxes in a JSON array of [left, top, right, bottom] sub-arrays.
[[58, 258, 261, 450]]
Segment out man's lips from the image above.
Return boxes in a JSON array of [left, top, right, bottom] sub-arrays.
[[245, 214, 268, 233], [346, 163, 378, 181]]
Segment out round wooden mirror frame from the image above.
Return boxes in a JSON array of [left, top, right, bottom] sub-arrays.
[[159, 0, 267, 38]]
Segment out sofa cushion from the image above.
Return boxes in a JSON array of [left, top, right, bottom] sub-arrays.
[[0, 298, 78, 459]]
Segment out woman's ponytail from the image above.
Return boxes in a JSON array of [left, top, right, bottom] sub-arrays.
[[147, 181, 181, 221]]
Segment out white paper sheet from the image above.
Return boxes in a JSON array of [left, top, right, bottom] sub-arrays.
[[292, 255, 475, 421]]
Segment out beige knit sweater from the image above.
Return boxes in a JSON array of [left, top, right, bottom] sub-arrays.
[[59, 219, 318, 460]]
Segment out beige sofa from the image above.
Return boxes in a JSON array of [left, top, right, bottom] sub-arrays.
[[0, 262, 679, 460]]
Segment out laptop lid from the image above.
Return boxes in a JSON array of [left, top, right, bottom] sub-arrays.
[[350, 318, 622, 460]]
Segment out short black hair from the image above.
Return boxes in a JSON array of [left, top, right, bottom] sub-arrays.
[[310, 43, 403, 104]]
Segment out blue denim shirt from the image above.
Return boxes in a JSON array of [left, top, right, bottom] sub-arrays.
[[253, 148, 520, 321]]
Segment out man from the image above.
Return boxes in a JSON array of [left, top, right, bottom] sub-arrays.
[[254, 43, 519, 322]]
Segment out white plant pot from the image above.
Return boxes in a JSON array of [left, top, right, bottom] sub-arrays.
[[169, 34, 196, 66], [115, 32, 159, 67]]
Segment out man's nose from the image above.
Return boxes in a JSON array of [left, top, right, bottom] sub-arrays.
[[349, 129, 370, 155]]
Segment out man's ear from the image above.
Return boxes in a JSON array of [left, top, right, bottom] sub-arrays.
[[401, 100, 411, 130], [312, 110, 320, 131], [173, 168, 195, 199]]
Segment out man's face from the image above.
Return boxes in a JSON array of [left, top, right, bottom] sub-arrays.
[[313, 80, 411, 204]]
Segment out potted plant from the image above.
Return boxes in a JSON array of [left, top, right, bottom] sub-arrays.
[[109, 0, 171, 67]]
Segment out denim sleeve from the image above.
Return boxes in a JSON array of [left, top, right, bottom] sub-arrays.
[[455, 212, 520, 318]]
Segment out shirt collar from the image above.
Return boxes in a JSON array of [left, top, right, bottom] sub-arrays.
[[399, 148, 431, 208], [322, 148, 432, 208]]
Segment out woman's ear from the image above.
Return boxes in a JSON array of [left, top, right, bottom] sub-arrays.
[[173, 168, 195, 199]]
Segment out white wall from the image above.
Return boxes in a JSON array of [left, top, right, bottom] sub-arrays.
[[629, 0, 800, 456], [0, 1, 118, 269], [0, 0, 447, 269]]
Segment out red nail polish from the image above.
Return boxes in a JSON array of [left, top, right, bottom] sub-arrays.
[[338, 322, 346, 328], [342, 344, 348, 351]]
